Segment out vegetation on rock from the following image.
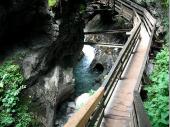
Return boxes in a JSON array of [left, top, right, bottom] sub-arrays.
[[0, 59, 32, 127], [144, 46, 169, 127], [144, 0, 169, 126]]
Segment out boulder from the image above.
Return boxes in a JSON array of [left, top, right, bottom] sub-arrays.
[[75, 93, 91, 110], [24, 65, 75, 127]]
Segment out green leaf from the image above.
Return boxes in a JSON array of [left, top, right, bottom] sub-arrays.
[[0, 82, 4, 88]]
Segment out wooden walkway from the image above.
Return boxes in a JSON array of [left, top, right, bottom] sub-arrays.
[[64, 0, 156, 127], [100, 22, 150, 127]]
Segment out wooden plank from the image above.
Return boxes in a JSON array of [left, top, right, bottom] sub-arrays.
[[85, 9, 115, 12], [121, 0, 144, 12], [133, 91, 152, 127], [97, 44, 123, 48], [144, 14, 153, 27], [88, 99, 105, 127], [115, 0, 143, 16], [122, 11, 133, 21], [142, 19, 152, 36], [83, 42, 124, 46], [134, 16, 156, 91], [83, 41, 97, 45], [131, 104, 138, 127], [143, 9, 156, 25], [64, 87, 105, 127], [83, 42, 124, 48], [115, 4, 121, 11], [143, 14, 153, 31], [84, 29, 130, 35], [122, 4, 134, 15]]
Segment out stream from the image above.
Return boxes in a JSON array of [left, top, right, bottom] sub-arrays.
[[55, 45, 102, 127], [74, 45, 102, 96]]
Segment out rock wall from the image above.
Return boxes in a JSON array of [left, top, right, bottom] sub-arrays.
[[0, 0, 84, 127], [26, 66, 75, 127], [0, 0, 51, 59], [84, 12, 129, 83]]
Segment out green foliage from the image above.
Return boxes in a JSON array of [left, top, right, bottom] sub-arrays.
[[48, 0, 58, 7], [141, 0, 169, 9], [161, 0, 169, 9], [163, 17, 169, 44], [0, 60, 32, 127], [144, 46, 169, 127], [79, 4, 86, 14]]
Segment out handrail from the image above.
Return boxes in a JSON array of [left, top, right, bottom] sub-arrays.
[[132, 91, 152, 127], [64, 0, 156, 126], [64, 87, 105, 127], [87, 10, 141, 127]]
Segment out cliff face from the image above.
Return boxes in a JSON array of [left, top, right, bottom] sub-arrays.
[[0, 0, 50, 58], [0, 0, 84, 127]]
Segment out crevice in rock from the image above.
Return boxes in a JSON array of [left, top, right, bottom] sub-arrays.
[[93, 63, 104, 73]]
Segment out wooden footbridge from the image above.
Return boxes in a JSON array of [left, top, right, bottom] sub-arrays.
[[65, 0, 156, 127]]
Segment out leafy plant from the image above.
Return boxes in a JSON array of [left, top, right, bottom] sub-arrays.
[[0, 60, 32, 127], [79, 4, 86, 14], [48, 0, 58, 7], [144, 46, 169, 127], [162, 0, 169, 9], [162, 16, 169, 44]]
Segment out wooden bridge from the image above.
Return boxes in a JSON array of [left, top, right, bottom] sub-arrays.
[[64, 0, 156, 127]]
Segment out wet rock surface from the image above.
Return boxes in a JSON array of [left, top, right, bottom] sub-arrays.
[[26, 66, 75, 127], [0, 0, 51, 61], [84, 13, 130, 83]]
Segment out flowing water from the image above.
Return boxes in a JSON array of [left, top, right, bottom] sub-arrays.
[[73, 45, 101, 96], [55, 45, 102, 127]]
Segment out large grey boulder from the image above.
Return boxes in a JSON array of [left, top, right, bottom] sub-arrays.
[[25, 66, 75, 127]]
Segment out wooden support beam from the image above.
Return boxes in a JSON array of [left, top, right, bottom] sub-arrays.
[[126, 31, 132, 35], [84, 29, 131, 35], [85, 9, 114, 12], [83, 42, 124, 48], [83, 42, 97, 45], [97, 44, 123, 48], [88, 1, 106, 6], [83, 42, 123, 45]]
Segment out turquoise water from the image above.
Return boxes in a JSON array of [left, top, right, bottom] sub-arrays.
[[55, 45, 101, 127], [73, 45, 101, 96]]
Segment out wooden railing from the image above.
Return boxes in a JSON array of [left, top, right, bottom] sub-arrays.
[[86, 9, 141, 127], [64, 0, 156, 127], [131, 91, 152, 127]]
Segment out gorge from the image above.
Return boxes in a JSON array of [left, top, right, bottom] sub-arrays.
[[0, 0, 168, 127]]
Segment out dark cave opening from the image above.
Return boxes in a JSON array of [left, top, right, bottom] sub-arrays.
[[93, 63, 104, 73]]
